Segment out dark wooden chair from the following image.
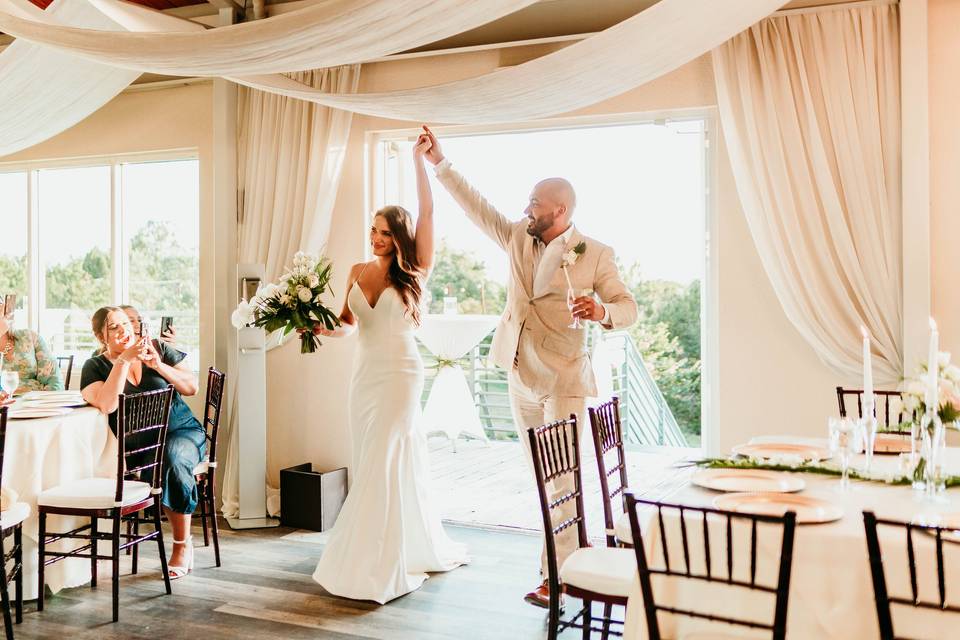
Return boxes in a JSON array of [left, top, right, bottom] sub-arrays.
[[37, 387, 174, 622], [589, 397, 632, 548], [836, 387, 906, 430], [863, 510, 960, 640], [527, 416, 635, 639], [55, 355, 74, 391], [1, 407, 27, 640], [193, 367, 225, 566], [624, 491, 797, 640]]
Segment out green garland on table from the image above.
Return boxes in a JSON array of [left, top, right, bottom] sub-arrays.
[[685, 457, 960, 489]]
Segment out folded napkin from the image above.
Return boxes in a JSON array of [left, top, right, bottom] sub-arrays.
[[0, 486, 18, 512]]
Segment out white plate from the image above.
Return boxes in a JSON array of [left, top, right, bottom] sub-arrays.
[[23, 391, 83, 398], [731, 442, 832, 462], [692, 468, 806, 493], [19, 399, 87, 408], [8, 407, 73, 419], [713, 492, 843, 524]]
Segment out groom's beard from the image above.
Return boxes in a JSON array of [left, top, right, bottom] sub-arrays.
[[525, 216, 552, 240]]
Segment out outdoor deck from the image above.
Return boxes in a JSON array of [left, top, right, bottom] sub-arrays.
[[427, 437, 697, 540]]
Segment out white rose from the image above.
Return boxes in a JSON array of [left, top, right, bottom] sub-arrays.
[[906, 380, 926, 397], [945, 365, 960, 383], [230, 300, 255, 329], [903, 394, 920, 413], [297, 286, 313, 303], [308, 273, 320, 288], [280, 294, 293, 307]]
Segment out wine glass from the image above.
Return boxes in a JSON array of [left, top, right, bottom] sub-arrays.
[[566, 288, 581, 329], [0, 370, 20, 398], [828, 417, 862, 490]]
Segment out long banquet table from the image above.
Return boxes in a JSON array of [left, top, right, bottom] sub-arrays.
[[623, 442, 960, 639], [2, 404, 114, 600]]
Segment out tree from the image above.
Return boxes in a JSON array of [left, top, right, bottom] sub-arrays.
[[45, 247, 112, 309], [426, 241, 505, 315], [0, 254, 27, 297], [623, 263, 702, 443], [127, 220, 199, 312]]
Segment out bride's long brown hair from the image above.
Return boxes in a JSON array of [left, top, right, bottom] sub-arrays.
[[376, 206, 424, 326]]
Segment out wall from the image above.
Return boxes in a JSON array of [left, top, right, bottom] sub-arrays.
[[264, 49, 841, 481], [0, 82, 216, 413], [929, 0, 960, 363]]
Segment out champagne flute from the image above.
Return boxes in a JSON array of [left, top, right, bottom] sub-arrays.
[[828, 417, 862, 490], [566, 287, 581, 329]]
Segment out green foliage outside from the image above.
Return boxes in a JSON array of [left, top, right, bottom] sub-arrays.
[[425, 241, 506, 315], [0, 221, 199, 356]]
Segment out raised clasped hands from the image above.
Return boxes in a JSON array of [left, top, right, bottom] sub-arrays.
[[418, 125, 444, 166], [139, 338, 162, 369]]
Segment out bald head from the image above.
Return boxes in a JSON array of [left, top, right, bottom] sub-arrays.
[[524, 177, 577, 243], [535, 178, 577, 216]]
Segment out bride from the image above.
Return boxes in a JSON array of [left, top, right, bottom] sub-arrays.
[[307, 134, 468, 603]]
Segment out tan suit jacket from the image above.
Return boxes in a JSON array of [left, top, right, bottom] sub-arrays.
[[436, 161, 638, 398]]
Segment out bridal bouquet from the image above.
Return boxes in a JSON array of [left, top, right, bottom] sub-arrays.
[[231, 251, 340, 354]]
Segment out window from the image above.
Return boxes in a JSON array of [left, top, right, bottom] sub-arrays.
[[0, 155, 200, 370], [38, 166, 112, 359], [0, 171, 28, 327]]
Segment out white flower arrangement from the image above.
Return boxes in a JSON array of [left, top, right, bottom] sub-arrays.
[[561, 241, 587, 268], [889, 351, 960, 426], [230, 250, 339, 353]]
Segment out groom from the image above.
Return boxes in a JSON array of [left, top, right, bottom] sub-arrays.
[[419, 126, 638, 608]]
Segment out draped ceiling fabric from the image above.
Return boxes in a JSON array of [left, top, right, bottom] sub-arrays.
[[0, 0, 137, 157], [234, 0, 788, 124], [712, 1, 902, 382], [0, 0, 541, 75]]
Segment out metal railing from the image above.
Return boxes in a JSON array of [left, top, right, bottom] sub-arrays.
[[420, 329, 688, 446]]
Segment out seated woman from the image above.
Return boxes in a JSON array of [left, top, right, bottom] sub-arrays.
[[80, 306, 204, 580], [119, 305, 180, 350], [0, 307, 63, 394]]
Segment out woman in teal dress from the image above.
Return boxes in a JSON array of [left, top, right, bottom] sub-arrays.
[[0, 309, 63, 393]]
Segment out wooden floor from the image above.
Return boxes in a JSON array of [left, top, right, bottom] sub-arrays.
[[9, 442, 697, 639], [428, 438, 696, 539], [13, 523, 553, 639]]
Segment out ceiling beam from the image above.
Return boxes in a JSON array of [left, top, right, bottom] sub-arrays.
[[205, 0, 245, 20]]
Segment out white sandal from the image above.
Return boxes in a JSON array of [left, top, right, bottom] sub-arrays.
[[168, 536, 194, 580]]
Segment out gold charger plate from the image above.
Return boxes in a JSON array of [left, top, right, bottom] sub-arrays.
[[874, 433, 912, 454], [713, 492, 844, 524], [731, 442, 832, 462], [691, 468, 806, 493]]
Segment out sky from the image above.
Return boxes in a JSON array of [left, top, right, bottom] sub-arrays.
[[0, 159, 200, 267], [384, 121, 707, 285]]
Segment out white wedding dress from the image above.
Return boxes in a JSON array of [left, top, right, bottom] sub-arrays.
[[312, 280, 469, 604]]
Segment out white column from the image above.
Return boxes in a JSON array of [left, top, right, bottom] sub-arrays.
[[900, 0, 930, 375]]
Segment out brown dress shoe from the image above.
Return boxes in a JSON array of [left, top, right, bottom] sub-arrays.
[[523, 581, 564, 610]]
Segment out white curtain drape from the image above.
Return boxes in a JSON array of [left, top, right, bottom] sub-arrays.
[[0, 0, 538, 76], [712, 1, 902, 382], [0, 0, 136, 158], [219, 64, 361, 519], [233, 0, 787, 124]]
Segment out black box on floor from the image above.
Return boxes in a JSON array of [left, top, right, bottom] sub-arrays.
[[279, 463, 348, 532]]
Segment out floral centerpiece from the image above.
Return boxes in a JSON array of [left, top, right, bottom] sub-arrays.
[[231, 251, 340, 354], [891, 353, 960, 429]]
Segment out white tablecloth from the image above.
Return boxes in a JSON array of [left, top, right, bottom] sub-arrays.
[[624, 443, 960, 639], [2, 405, 113, 600], [417, 314, 499, 443]]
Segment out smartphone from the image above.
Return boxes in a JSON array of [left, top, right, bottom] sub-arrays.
[[160, 316, 174, 336], [139, 320, 149, 338], [2, 294, 15, 317]]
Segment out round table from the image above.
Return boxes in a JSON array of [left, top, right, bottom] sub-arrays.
[[416, 314, 499, 444], [623, 440, 960, 639], [1, 403, 113, 600]]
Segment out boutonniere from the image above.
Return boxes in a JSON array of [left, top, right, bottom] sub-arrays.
[[560, 241, 586, 290]]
